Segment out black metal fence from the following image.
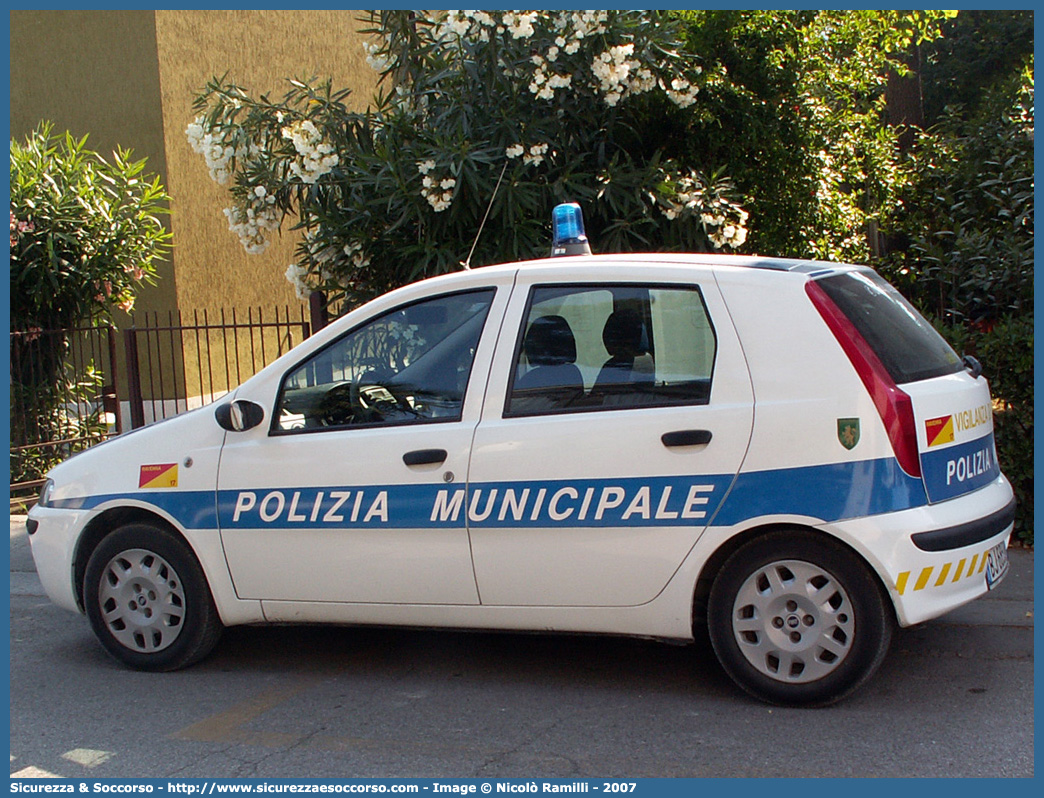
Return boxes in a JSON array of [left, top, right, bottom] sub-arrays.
[[10, 304, 315, 506], [122, 306, 312, 427], [10, 324, 121, 502]]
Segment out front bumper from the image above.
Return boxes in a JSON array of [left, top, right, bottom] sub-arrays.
[[25, 505, 90, 614]]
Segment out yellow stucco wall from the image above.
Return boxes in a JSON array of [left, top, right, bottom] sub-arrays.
[[9, 9, 178, 319], [11, 10, 379, 399], [155, 9, 377, 314], [11, 9, 377, 318]]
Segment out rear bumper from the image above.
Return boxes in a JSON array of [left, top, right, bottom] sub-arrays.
[[911, 497, 1016, 552], [827, 475, 1015, 626]]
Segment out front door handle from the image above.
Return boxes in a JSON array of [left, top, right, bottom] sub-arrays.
[[403, 448, 448, 466], [661, 430, 712, 448]]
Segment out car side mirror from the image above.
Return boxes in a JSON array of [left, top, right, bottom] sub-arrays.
[[215, 399, 265, 432]]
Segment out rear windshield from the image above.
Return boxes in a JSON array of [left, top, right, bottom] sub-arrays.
[[816, 271, 962, 384]]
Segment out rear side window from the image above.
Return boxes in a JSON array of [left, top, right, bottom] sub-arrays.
[[505, 283, 716, 416], [815, 271, 962, 384]]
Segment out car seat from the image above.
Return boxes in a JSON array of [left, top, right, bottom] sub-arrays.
[[591, 308, 652, 395], [513, 314, 585, 410]]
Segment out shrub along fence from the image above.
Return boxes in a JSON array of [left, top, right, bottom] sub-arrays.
[[10, 303, 319, 507], [10, 324, 120, 503]]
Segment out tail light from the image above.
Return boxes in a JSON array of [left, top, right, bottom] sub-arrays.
[[806, 280, 922, 478]]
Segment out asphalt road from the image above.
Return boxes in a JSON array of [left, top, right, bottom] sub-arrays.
[[9, 516, 1034, 779]]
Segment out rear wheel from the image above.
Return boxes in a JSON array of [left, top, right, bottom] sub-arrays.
[[707, 530, 893, 706], [84, 523, 222, 671]]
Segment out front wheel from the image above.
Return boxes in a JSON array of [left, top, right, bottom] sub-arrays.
[[707, 530, 893, 706], [83, 523, 223, 671]]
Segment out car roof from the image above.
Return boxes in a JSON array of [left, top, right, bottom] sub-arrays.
[[424, 252, 864, 286], [519, 252, 858, 274]]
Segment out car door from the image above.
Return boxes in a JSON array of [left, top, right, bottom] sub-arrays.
[[216, 279, 511, 605], [465, 264, 755, 607]]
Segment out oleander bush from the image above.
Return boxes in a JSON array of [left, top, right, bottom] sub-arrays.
[[187, 10, 755, 310], [9, 122, 170, 488]]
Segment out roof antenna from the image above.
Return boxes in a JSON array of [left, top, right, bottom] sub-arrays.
[[461, 160, 508, 270]]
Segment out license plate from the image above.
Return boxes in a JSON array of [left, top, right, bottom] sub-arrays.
[[984, 541, 1010, 589]]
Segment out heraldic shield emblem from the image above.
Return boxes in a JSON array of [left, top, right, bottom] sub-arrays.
[[837, 418, 860, 450]]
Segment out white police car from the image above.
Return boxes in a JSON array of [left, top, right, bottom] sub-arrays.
[[27, 205, 1014, 706]]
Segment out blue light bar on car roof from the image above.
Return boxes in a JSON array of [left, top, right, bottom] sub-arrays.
[[551, 202, 592, 257]]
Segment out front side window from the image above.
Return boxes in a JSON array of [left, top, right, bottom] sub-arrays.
[[275, 289, 495, 431], [506, 284, 716, 416]]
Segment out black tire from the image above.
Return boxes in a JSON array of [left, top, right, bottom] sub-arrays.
[[707, 529, 893, 707], [83, 523, 223, 671]]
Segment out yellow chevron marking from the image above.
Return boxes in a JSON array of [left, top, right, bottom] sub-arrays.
[[914, 567, 934, 591], [934, 562, 952, 586], [895, 572, 910, 595], [896, 551, 995, 598]]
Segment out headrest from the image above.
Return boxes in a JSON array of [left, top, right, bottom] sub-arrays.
[[524, 315, 577, 366], [602, 309, 645, 359]]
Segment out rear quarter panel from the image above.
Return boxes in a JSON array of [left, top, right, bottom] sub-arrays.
[[712, 267, 921, 525]]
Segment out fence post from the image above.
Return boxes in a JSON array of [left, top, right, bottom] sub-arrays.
[[124, 325, 146, 429], [104, 324, 124, 434], [309, 290, 328, 335]]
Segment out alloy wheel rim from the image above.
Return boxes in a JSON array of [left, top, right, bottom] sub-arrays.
[[98, 548, 186, 653], [731, 559, 854, 683]]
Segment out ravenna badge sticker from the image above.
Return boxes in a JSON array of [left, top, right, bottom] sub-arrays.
[[838, 418, 860, 450]]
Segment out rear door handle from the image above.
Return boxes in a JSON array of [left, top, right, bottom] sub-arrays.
[[661, 430, 712, 448], [403, 448, 448, 466]]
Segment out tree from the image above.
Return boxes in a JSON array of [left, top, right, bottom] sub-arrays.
[[185, 10, 1032, 543], [188, 10, 751, 310], [670, 10, 956, 262]]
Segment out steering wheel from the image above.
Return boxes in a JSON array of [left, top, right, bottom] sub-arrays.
[[316, 374, 419, 427], [315, 382, 357, 426]]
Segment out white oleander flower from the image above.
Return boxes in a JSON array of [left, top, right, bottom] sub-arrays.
[[504, 11, 537, 39], [284, 262, 311, 300], [186, 116, 252, 185], [363, 41, 392, 72], [281, 120, 338, 184], [523, 143, 549, 166], [448, 14, 471, 37], [665, 76, 700, 109]]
